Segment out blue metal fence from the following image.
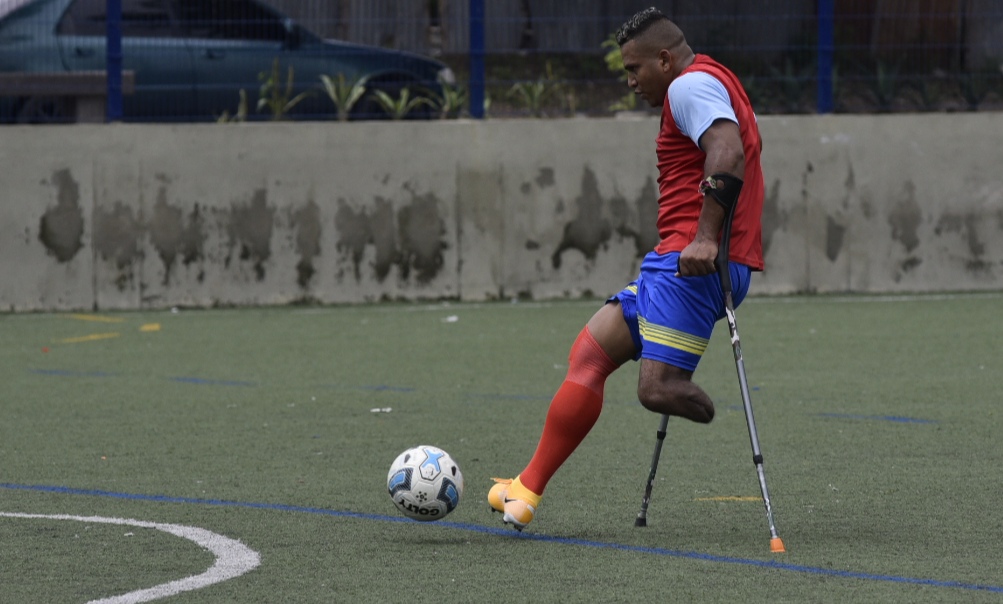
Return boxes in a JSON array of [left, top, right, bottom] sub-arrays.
[[468, 0, 485, 119], [0, 0, 1001, 123], [817, 0, 835, 114], [105, 0, 121, 120]]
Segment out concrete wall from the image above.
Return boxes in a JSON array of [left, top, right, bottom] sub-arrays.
[[2, 113, 1001, 312]]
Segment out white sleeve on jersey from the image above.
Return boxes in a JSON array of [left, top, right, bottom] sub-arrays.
[[667, 71, 737, 148]]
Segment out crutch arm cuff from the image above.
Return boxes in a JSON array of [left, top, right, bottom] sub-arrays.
[[699, 173, 744, 212]]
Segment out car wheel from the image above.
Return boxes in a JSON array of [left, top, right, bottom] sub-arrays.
[[17, 96, 74, 124]]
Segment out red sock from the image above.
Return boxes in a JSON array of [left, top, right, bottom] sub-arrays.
[[519, 327, 619, 495]]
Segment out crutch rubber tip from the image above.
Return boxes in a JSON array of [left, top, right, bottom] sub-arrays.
[[770, 537, 786, 553], [634, 517, 647, 527]]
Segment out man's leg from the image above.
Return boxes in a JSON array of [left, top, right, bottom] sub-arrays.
[[489, 302, 635, 529], [636, 360, 715, 423], [520, 302, 637, 491], [629, 252, 747, 425]]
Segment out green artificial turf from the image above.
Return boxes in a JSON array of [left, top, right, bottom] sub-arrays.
[[1, 294, 1001, 603]]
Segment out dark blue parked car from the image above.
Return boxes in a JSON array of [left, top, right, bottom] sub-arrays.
[[0, 0, 455, 122]]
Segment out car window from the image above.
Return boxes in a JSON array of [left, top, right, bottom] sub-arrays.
[[57, 0, 104, 35], [58, 0, 175, 38], [173, 0, 286, 41]]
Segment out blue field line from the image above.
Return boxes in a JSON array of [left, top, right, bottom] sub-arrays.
[[468, 393, 552, 401], [816, 413, 937, 424], [29, 369, 116, 378], [168, 376, 257, 387], [322, 383, 417, 393], [2, 483, 1001, 594]]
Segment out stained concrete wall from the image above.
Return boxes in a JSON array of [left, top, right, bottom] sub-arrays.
[[1, 113, 1001, 312]]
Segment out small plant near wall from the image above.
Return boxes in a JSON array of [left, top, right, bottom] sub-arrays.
[[958, 66, 998, 111], [869, 60, 901, 112], [739, 74, 770, 113], [430, 82, 468, 119], [601, 34, 636, 112], [508, 61, 564, 117], [217, 89, 249, 123], [768, 57, 814, 113], [320, 73, 370, 121], [257, 58, 313, 120], [371, 87, 435, 119]]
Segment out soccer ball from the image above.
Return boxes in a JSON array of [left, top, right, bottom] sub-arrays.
[[387, 445, 463, 521]]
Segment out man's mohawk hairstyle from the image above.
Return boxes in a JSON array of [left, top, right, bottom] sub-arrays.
[[615, 6, 669, 45]]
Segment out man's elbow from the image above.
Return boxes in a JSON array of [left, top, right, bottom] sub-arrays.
[[722, 145, 745, 176]]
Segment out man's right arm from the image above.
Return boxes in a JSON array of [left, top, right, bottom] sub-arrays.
[[675, 119, 745, 277]]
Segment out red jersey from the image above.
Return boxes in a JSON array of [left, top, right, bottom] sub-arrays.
[[654, 54, 764, 270]]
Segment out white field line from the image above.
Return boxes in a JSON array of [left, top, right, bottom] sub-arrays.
[[0, 512, 260, 604]]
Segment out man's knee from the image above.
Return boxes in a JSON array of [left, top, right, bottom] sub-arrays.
[[636, 377, 715, 423]]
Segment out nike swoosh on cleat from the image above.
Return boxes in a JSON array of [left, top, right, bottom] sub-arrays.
[[504, 497, 533, 510]]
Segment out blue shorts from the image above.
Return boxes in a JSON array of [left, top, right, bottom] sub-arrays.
[[608, 251, 752, 372]]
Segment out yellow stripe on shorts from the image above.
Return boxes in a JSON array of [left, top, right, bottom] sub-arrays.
[[638, 316, 709, 356]]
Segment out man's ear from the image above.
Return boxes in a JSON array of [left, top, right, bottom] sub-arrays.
[[658, 48, 673, 73]]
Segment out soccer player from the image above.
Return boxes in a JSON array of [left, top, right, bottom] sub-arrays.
[[488, 6, 765, 530]]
